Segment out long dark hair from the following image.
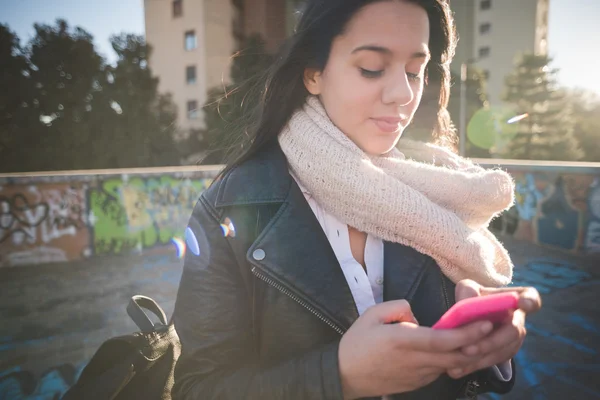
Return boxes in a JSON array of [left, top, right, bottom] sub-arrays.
[[217, 0, 457, 178]]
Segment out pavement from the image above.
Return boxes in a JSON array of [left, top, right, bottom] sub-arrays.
[[0, 235, 598, 399], [479, 235, 600, 400]]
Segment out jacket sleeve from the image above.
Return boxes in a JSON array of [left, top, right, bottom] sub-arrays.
[[474, 359, 516, 396], [171, 196, 345, 400]]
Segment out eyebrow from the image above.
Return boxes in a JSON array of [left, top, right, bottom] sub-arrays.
[[351, 45, 431, 60]]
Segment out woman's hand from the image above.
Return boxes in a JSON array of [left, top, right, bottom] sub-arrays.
[[338, 300, 495, 399], [446, 279, 542, 379]]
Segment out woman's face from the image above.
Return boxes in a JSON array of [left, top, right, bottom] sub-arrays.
[[304, 0, 431, 155]]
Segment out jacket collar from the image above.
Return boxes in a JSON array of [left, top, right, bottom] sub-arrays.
[[217, 142, 430, 332], [215, 141, 291, 208]]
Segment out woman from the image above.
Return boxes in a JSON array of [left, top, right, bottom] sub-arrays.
[[171, 0, 542, 399]]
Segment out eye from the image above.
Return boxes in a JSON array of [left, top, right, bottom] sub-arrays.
[[360, 68, 384, 78], [407, 72, 422, 82]]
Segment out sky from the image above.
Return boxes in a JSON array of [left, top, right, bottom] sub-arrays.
[[1, 0, 600, 94]]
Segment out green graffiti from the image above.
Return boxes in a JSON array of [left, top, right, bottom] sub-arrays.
[[89, 176, 210, 255]]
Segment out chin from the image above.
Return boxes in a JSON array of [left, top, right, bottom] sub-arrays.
[[363, 134, 403, 156], [363, 142, 399, 156]]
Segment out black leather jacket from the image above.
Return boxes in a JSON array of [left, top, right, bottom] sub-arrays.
[[171, 142, 515, 400]]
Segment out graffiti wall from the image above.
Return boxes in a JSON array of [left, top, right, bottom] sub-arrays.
[[0, 168, 217, 267], [483, 161, 600, 254], [1, 161, 599, 268], [0, 183, 89, 266]]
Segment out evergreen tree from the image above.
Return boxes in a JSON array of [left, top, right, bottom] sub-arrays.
[[501, 53, 582, 161], [566, 89, 600, 162]]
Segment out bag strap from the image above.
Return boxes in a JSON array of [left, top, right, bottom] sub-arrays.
[[126, 295, 168, 332]]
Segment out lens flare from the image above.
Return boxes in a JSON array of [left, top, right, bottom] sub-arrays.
[[185, 227, 201, 256], [171, 237, 186, 259], [467, 106, 520, 150], [507, 113, 529, 124], [220, 217, 236, 238]]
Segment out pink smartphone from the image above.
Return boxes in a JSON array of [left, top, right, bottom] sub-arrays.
[[432, 292, 520, 330]]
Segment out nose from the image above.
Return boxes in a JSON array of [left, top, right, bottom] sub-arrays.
[[382, 71, 414, 106]]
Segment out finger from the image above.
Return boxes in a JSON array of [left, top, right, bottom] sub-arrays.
[[517, 287, 542, 314], [391, 320, 494, 352], [415, 370, 446, 390], [455, 279, 482, 301], [461, 310, 526, 356], [421, 350, 482, 371], [479, 287, 542, 314], [449, 341, 520, 379], [364, 299, 419, 326]]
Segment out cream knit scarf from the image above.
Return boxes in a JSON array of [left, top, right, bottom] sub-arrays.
[[278, 96, 515, 287]]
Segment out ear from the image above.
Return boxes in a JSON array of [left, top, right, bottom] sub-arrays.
[[303, 68, 322, 95]]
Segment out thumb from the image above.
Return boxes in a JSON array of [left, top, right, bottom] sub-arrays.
[[455, 279, 482, 302], [364, 300, 419, 326]]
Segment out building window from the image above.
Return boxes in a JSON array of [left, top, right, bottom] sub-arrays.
[[480, 0, 491, 10], [173, 0, 183, 18], [479, 46, 491, 58], [187, 100, 198, 119], [184, 31, 197, 51], [186, 65, 196, 84], [479, 23, 491, 35]]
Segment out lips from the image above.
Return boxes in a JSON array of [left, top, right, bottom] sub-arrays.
[[371, 116, 408, 133]]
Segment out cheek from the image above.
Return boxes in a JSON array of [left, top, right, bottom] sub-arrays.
[[408, 83, 425, 114], [321, 73, 380, 125]]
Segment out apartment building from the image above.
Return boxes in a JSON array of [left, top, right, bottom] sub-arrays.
[[144, 0, 294, 138], [451, 0, 550, 105], [145, 0, 547, 133]]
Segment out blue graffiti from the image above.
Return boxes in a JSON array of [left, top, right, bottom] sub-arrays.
[[568, 314, 600, 336], [526, 323, 597, 355], [480, 319, 600, 400], [510, 258, 593, 294], [586, 180, 600, 253], [0, 363, 85, 400], [515, 174, 547, 221], [537, 176, 580, 250], [511, 347, 600, 399]]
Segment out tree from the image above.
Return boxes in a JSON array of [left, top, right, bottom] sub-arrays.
[[566, 89, 600, 162], [0, 25, 36, 168], [501, 53, 583, 161], [200, 34, 273, 164], [97, 33, 180, 168], [28, 20, 107, 170], [0, 21, 181, 173]]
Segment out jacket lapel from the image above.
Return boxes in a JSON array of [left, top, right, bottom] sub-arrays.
[[383, 241, 430, 302], [215, 142, 359, 333], [248, 181, 360, 333], [214, 142, 432, 333]]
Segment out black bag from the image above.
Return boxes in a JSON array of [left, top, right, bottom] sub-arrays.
[[62, 296, 180, 400]]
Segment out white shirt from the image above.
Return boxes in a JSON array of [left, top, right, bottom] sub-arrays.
[[292, 173, 383, 315], [292, 173, 512, 381]]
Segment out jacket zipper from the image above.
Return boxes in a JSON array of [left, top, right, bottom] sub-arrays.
[[439, 269, 451, 310], [254, 266, 472, 399], [251, 266, 346, 335]]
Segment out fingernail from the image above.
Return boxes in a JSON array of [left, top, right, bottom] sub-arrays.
[[481, 321, 493, 334], [523, 299, 535, 311], [465, 345, 478, 356], [450, 368, 463, 376]]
